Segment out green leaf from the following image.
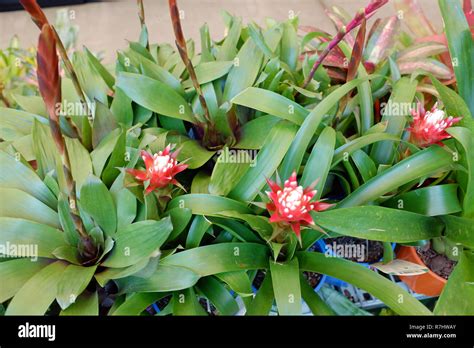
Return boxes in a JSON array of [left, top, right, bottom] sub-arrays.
[[209, 147, 251, 196], [339, 146, 455, 207], [332, 133, 402, 167], [246, 271, 274, 315], [58, 193, 79, 246], [0, 188, 60, 228], [116, 72, 195, 123], [101, 128, 126, 186], [313, 206, 443, 242], [301, 127, 335, 197], [56, 264, 97, 309], [183, 61, 233, 88], [223, 39, 263, 101], [216, 17, 241, 61], [0, 108, 41, 143], [229, 121, 297, 202], [102, 217, 172, 268], [441, 215, 474, 249], [73, 51, 108, 105], [439, 0, 474, 115], [173, 287, 207, 316], [90, 128, 122, 177], [430, 76, 474, 132], [168, 194, 252, 215], [65, 137, 93, 192], [110, 174, 137, 230], [6, 261, 67, 315], [85, 47, 115, 90], [92, 101, 118, 148], [297, 251, 432, 315], [197, 276, 240, 315], [383, 184, 462, 216], [162, 243, 270, 277], [110, 87, 133, 127], [115, 264, 200, 293], [0, 259, 50, 303], [80, 175, 117, 237], [0, 217, 67, 258], [166, 134, 215, 169], [0, 151, 57, 209], [208, 216, 263, 243], [60, 291, 98, 316], [434, 251, 474, 315], [167, 207, 192, 241], [231, 87, 308, 125], [128, 48, 183, 94], [269, 258, 302, 315], [319, 284, 371, 315], [111, 292, 165, 315], [370, 77, 418, 165], [185, 215, 212, 249], [280, 77, 370, 179], [447, 127, 474, 217], [215, 271, 253, 305], [300, 276, 335, 315], [280, 21, 298, 70], [235, 116, 279, 151], [31, 121, 63, 183]]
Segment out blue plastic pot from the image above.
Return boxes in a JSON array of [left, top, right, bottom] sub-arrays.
[[322, 239, 396, 287]]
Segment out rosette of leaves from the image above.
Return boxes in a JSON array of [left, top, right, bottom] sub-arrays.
[[0, 20, 185, 315], [1, 0, 473, 316], [112, 1, 473, 315]]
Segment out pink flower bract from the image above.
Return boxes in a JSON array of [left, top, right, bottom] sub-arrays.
[[126, 145, 188, 194], [407, 103, 461, 147], [266, 171, 333, 238]]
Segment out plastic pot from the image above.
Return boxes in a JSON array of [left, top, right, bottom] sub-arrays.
[[396, 245, 446, 296], [323, 240, 396, 287]]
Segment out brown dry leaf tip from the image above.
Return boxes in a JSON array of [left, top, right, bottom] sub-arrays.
[[19, 0, 48, 29], [137, 0, 145, 26]]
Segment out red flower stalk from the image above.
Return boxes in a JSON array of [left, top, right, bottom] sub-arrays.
[[302, 0, 388, 88], [127, 145, 188, 194], [407, 102, 461, 148], [266, 172, 333, 238]]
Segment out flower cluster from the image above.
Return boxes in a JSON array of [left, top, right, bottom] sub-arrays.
[[127, 145, 188, 194], [407, 103, 461, 147], [266, 172, 333, 237]]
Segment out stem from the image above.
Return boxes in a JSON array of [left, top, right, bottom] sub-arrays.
[[301, 0, 388, 89], [0, 88, 10, 108], [38, 24, 96, 259], [52, 27, 92, 127], [136, 0, 150, 50], [168, 0, 211, 124]]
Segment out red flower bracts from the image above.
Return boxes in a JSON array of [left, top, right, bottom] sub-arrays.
[[266, 171, 333, 238], [407, 103, 461, 147], [126, 145, 188, 194]]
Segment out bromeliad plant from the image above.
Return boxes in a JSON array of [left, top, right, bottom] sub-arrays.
[[0, 0, 473, 316]]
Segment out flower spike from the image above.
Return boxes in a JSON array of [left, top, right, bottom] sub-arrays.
[[126, 145, 188, 194], [266, 171, 333, 239], [407, 102, 461, 147]]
